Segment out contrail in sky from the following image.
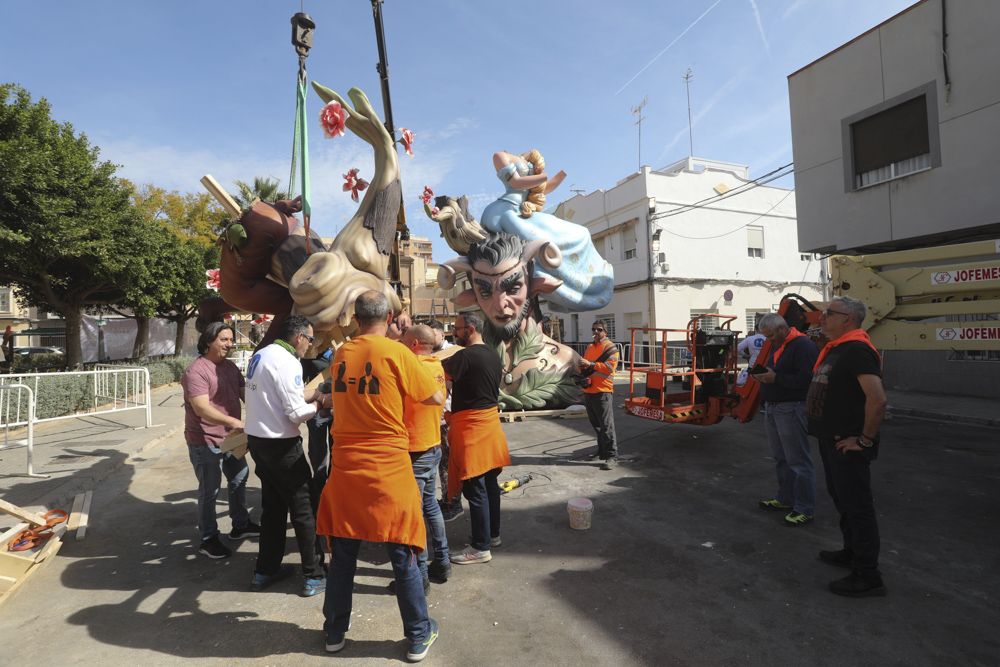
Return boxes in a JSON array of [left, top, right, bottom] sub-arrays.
[[615, 0, 724, 96], [748, 0, 770, 54]]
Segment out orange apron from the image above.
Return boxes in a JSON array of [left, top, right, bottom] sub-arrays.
[[445, 407, 511, 501], [316, 440, 425, 551]]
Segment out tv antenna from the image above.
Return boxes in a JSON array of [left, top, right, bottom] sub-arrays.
[[631, 96, 647, 171], [682, 68, 694, 157]]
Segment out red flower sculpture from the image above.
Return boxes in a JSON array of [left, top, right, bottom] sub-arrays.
[[252, 314, 271, 325], [420, 186, 434, 206], [205, 268, 221, 291], [343, 168, 369, 203], [400, 127, 414, 156], [320, 102, 346, 138]]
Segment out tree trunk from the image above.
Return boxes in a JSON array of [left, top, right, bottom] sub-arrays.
[[174, 316, 188, 356], [132, 316, 150, 360], [64, 308, 84, 369]]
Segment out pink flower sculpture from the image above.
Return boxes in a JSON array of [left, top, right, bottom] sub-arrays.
[[400, 128, 414, 156], [420, 186, 434, 206], [343, 168, 369, 203], [320, 102, 346, 138], [205, 268, 221, 291]]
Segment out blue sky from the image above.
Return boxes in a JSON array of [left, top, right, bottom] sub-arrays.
[[2, 0, 914, 262]]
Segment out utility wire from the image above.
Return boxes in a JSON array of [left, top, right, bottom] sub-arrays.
[[651, 162, 794, 221], [659, 190, 794, 240]]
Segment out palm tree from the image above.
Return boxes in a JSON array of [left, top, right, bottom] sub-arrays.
[[233, 177, 291, 210]]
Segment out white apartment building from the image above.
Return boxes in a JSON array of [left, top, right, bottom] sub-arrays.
[[552, 157, 823, 345]]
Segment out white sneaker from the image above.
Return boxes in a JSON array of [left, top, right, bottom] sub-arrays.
[[450, 545, 492, 565]]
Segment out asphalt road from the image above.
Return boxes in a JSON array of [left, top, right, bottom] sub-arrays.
[[0, 386, 996, 665]]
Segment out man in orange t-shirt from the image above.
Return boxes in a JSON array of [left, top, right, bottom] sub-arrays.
[[316, 291, 444, 660], [578, 320, 620, 470], [400, 325, 451, 587]]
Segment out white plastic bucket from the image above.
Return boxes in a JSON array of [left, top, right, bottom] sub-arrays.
[[567, 497, 594, 530]]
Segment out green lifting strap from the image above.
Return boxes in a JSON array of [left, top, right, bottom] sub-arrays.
[[288, 79, 311, 222]]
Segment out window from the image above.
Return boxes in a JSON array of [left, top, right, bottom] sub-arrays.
[[594, 236, 606, 260], [594, 314, 616, 340], [623, 228, 637, 260], [745, 310, 770, 335], [0, 289, 10, 314], [844, 84, 940, 191], [747, 226, 764, 259], [690, 309, 720, 330], [800, 253, 812, 262]]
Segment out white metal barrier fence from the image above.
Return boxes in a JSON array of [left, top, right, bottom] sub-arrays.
[[0, 384, 42, 478], [0, 367, 152, 478]]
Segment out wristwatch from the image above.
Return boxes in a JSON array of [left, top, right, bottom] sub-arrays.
[[857, 435, 875, 448]]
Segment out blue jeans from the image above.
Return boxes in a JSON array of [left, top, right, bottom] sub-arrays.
[[764, 402, 816, 516], [462, 468, 501, 552], [187, 443, 250, 542], [324, 537, 431, 643], [411, 446, 449, 576]]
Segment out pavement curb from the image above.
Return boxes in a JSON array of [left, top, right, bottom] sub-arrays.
[[887, 405, 1000, 429]]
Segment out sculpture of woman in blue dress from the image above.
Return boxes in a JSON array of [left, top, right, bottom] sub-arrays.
[[477, 150, 614, 312]]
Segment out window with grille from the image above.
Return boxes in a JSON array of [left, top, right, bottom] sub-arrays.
[[747, 226, 764, 259], [594, 314, 616, 340], [623, 228, 637, 260], [851, 94, 931, 189], [690, 309, 720, 330], [0, 289, 10, 314], [745, 310, 769, 335]]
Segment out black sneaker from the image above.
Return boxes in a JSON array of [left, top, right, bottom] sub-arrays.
[[406, 618, 439, 662], [228, 520, 261, 540], [829, 572, 887, 598], [388, 575, 430, 595], [819, 549, 854, 569], [441, 502, 464, 523], [428, 559, 451, 583], [198, 536, 232, 559], [325, 633, 346, 653]]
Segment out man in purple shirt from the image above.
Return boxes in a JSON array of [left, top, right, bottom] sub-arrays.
[[181, 322, 259, 559]]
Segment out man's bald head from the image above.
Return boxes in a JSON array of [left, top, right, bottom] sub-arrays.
[[402, 324, 436, 353]]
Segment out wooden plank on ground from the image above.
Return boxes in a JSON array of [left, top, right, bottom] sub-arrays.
[[66, 493, 86, 532], [0, 538, 62, 609], [0, 499, 46, 527], [0, 522, 29, 548], [75, 490, 93, 541]]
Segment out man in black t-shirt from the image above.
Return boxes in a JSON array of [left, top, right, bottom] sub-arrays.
[[442, 311, 510, 565], [806, 296, 888, 598]]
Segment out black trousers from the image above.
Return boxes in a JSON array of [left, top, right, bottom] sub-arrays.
[[817, 435, 881, 579], [462, 468, 501, 552], [248, 435, 324, 578], [584, 392, 618, 459]]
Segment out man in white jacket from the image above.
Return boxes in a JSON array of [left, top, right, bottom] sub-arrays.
[[245, 315, 330, 597]]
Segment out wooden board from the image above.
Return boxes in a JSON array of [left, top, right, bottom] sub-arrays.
[[0, 499, 46, 527], [219, 432, 248, 459], [75, 490, 93, 541], [0, 538, 62, 608], [66, 493, 86, 532], [499, 407, 589, 422], [0, 522, 29, 549]]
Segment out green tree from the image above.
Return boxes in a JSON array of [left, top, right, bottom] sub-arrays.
[[233, 176, 290, 209], [0, 84, 145, 367], [130, 183, 225, 355]]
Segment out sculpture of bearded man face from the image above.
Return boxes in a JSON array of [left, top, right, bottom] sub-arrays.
[[471, 256, 530, 341]]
